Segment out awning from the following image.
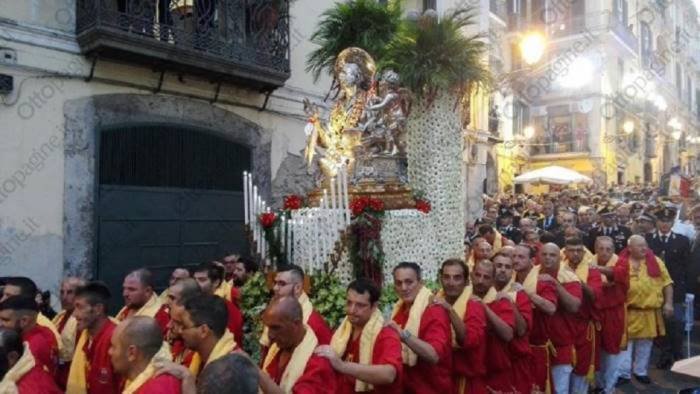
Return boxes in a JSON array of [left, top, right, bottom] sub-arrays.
[[514, 166, 593, 185]]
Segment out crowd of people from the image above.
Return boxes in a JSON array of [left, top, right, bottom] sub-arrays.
[[0, 188, 698, 394]]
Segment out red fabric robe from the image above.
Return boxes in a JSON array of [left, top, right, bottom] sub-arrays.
[[528, 280, 558, 393], [598, 257, 630, 354], [572, 268, 603, 377], [264, 352, 337, 394], [336, 326, 403, 394], [509, 290, 533, 394], [225, 299, 244, 345], [452, 300, 487, 394], [484, 298, 516, 393], [393, 304, 453, 394], [548, 276, 583, 366], [23, 324, 58, 376], [307, 310, 333, 345], [133, 374, 182, 394], [230, 286, 242, 306], [84, 320, 122, 394], [16, 363, 63, 394]]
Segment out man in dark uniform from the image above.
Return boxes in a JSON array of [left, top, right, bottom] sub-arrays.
[[498, 209, 522, 244], [645, 206, 690, 368], [588, 205, 631, 253]]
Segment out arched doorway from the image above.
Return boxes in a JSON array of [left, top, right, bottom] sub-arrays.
[[96, 125, 251, 303]]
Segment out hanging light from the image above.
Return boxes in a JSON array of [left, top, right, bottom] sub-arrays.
[[671, 129, 682, 140], [523, 125, 535, 139], [623, 120, 635, 135], [520, 32, 546, 65]]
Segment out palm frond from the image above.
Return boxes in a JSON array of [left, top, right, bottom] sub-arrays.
[[305, 0, 402, 82], [381, 8, 492, 103]]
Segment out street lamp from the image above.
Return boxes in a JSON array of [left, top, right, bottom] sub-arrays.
[[523, 125, 535, 139], [519, 32, 546, 65], [623, 120, 635, 135], [672, 129, 682, 140]]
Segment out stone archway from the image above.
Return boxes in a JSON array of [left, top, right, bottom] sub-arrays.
[[62, 94, 271, 277]]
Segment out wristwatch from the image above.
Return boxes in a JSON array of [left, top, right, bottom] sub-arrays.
[[399, 329, 412, 342]]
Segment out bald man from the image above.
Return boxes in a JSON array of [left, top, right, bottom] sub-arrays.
[[259, 296, 336, 394], [53, 277, 86, 389], [538, 243, 583, 394], [117, 269, 170, 336], [0, 328, 61, 393], [159, 268, 191, 304], [109, 316, 180, 393], [618, 235, 673, 385]]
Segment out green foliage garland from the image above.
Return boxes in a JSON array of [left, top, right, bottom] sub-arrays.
[[240, 272, 270, 362], [309, 272, 346, 329]]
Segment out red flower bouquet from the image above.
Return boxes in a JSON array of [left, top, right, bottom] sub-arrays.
[[350, 196, 385, 217], [283, 195, 304, 210], [259, 212, 277, 228]]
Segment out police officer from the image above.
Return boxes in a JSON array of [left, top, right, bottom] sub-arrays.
[[588, 205, 631, 253], [645, 206, 690, 368], [498, 209, 522, 244]]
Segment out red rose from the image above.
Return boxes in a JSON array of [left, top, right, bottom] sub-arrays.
[[259, 212, 277, 228], [368, 198, 384, 212], [350, 197, 367, 216], [415, 199, 431, 213], [283, 195, 303, 210]]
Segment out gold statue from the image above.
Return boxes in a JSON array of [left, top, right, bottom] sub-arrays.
[[303, 48, 376, 179]]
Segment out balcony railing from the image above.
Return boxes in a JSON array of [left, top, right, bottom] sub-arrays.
[[76, 0, 291, 90], [489, 0, 507, 22], [606, 13, 638, 52], [529, 131, 589, 155]]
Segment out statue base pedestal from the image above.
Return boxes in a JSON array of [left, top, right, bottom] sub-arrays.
[[309, 155, 414, 210]]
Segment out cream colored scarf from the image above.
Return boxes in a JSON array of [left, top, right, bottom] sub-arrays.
[[262, 328, 318, 393], [437, 286, 472, 347], [116, 294, 163, 321], [37, 312, 63, 352], [122, 343, 172, 394], [521, 265, 541, 294], [188, 330, 237, 376], [260, 293, 313, 347], [330, 309, 384, 392], [391, 286, 433, 366], [0, 344, 35, 394], [53, 311, 78, 361]]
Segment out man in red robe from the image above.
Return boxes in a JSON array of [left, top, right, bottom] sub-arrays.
[[269, 265, 332, 345], [315, 278, 402, 394], [433, 258, 487, 394], [539, 243, 583, 394], [0, 295, 58, 376], [68, 282, 122, 394], [592, 236, 629, 393], [258, 296, 337, 393], [193, 262, 244, 344], [117, 269, 170, 336], [512, 244, 557, 393], [387, 262, 452, 394], [563, 237, 603, 393], [0, 328, 62, 393], [109, 316, 181, 393], [471, 258, 516, 393], [494, 252, 534, 394], [165, 278, 201, 367]]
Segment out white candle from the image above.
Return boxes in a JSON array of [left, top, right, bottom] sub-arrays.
[[313, 213, 320, 271], [286, 219, 292, 263], [336, 173, 343, 230], [329, 178, 337, 230], [243, 172, 249, 225], [248, 175, 253, 224], [342, 165, 351, 225]]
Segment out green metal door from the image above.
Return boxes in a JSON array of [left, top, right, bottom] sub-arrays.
[[96, 125, 251, 309]]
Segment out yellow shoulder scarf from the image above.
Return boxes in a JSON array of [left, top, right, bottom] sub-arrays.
[[482, 277, 517, 304], [260, 293, 313, 347], [188, 329, 237, 376], [391, 286, 432, 366], [436, 286, 472, 347], [330, 309, 384, 392], [214, 281, 233, 302], [493, 231, 504, 252], [262, 328, 318, 393], [54, 312, 78, 362], [157, 289, 170, 305], [0, 343, 35, 394], [117, 294, 163, 321], [557, 265, 581, 284], [67, 318, 120, 394], [521, 265, 541, 294], [37, 312, 63, 352], [122, 343, 172, 394]]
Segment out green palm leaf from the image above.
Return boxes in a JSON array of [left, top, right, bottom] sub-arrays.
[[306, 0, 402, 82], [382, 8, 492, 103]]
